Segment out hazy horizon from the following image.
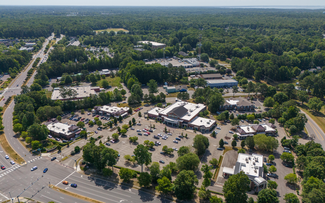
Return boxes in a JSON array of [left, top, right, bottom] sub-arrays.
[[2, 0, 325, 7]]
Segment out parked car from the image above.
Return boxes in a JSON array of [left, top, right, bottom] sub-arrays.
[[137, 129, 141, 132], [224, 141, 228, 145], [137, 123, 141, 126], [51, 157, 57, 161], [154, 135, 160, 139], [159, 160, 165, 164], [175, 137, 181, 141], [266, 163, 272, 166], [48, 135, 52, 138], [111, 140, 115, 143], [138, 133, 142, 135], [173, 140, 178, 143], [228, 131, 233, 134], [71, 183, 77, 188], [173, 148, 178, 151], [131, 127, 134, 130], [160, 152, 165, 154], [283, 150, 291, 154], [105, 142, 110, 146], [217, 148, 224, 150], [283, 147, 290, 150], [264, 158, 267, 162], [267, 173, 278, 178]]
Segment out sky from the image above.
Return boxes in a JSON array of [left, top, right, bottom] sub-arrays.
[[2, 0, 325, 7]]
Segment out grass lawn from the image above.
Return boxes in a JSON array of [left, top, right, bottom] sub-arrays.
[[94, 28, 129, 33], [98, 77, 122, 88], [299, 104, 325, 134], [166, 92, 178, 98]]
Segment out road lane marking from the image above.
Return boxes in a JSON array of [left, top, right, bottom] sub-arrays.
[[55, 171, 75, 186], [0, 192, 8, 200], [41, 195, 62, 203], [308, 121, 324, 141]]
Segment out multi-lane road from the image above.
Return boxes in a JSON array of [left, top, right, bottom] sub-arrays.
[[302, 111, 325, 148], [0, 34, 171, 203]]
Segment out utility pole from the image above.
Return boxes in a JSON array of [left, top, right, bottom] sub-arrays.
[[15, 175, 44, 202]]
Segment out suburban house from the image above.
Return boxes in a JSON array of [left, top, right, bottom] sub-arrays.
[[93, 105, 129, 118], [47, 122, 79, 140], [223, 153, 267, 192], [147, 100, 216, 133], [220, 98, 255, 111]]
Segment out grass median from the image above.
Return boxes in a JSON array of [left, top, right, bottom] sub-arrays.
[[50, 184, 104, 203], [0, 132, 25, 164]]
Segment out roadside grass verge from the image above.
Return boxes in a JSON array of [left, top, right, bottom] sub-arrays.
[[299, 104, 325, 134], [50, 184, 104, 203]]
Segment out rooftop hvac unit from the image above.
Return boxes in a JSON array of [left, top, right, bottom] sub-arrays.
[[254, 169, 257, 173]]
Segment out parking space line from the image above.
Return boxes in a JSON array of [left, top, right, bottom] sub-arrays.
[[55, 171, 76, 186]]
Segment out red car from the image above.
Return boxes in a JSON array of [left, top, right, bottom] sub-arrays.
[[95, 115, 99, 117], [147, 132, 150, 135], [1, 165, 5, 170]]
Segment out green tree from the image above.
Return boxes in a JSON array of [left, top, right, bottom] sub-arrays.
[[101, 80, 109, 88], [134, 144, 152, 172], [112, 133, 119, 140], [284, 173, 297, 184], [120, 129, 127, 136], [280, 152, 295, 163], [119, 168, 134, 182], [147, 79, 158, 93], [219, 139, 224, 148], [246, 137, 255, 149], [27, 124, 49, 141], [56, 115, 62, 121], [303, 161, 325, 180], [269, 165, 277, 173], [65, 75, 73, 84], [176, 152, 200, 171], [201, 164, 213, 187], [177, 146, 190, 156], [284, 193, 299, 203], [247, 114, 255, 122], [254, 134, 279, 152], [13, 123, 23, 134], [150, 162, 160, 182], [298, 90, 309, 105], [200, 53, 209, 62], [232, 86, 238, 97], [174, 170, 198, 200], [210, 196, 223, 203], [231, 140, 237, 148], [257, 188, 279, 203], [264, 97, 275, 108], [241, 140, 246, 148], [198, 186, 211, 200], [209, 158, 219, 168], [156, 176, 173, 194], [31, 140, 42, 150], [137, 172, 152, 187], [223, 171, 250, 203], [308, 97, 324, 112], [160, 165, 172, 180], [268, 155, 275, 162], [231, 118, 240, 126], [77, 121, 85, 128], [267, 180, 278, 190], [102, 168, 113, 177], [193, 134, 209, 156]]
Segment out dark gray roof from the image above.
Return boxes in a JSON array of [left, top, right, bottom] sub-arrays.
[[169, 106, 188, 117], [237, 99, 253, 107], [201, 74, 223, 79]]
